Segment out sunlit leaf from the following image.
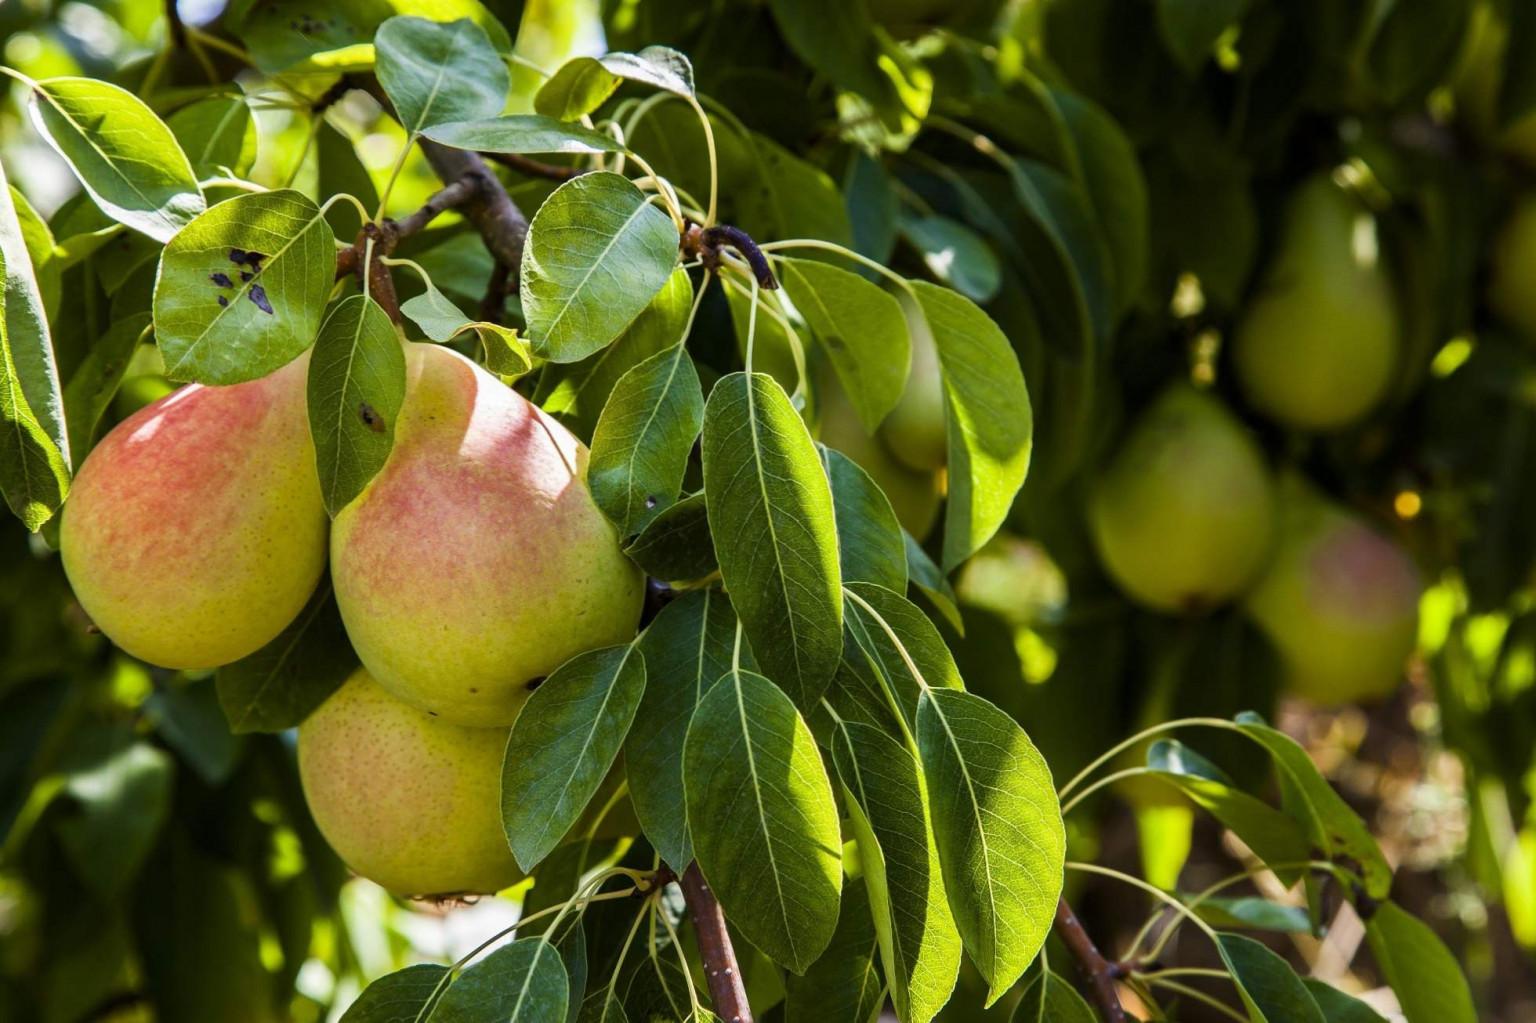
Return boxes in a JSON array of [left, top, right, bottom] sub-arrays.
[[375, 16, 509, 135]]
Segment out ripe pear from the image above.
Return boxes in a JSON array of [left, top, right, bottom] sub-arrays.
[[1489, 194, 1536, 340], [877, 291, 948, 472], [1088, 384, 1275, 613], [816, 357, 943, 539], [298, 669, 522, 897], [1244, 477, 1421, 705], [331, 343, 644, 727], [1233, 174, 1400, 431], [61, 353, 326, 669]]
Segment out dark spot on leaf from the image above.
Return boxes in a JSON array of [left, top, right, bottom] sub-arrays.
[[359, 402, 385, 432], [229, 248, 265, 270], [210, 272, 234, 288], [525, 676, 546, 691], [825, 334, 847, 351], [248, 284, 274, 315], [240, 271, 254, 282], [428, 710, 438, 717], [645, 495, 658, 509], [468, 687, 479, 694], [217, 296, 228, 307]]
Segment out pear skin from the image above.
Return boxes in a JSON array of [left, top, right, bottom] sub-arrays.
[[61, 353, 326, 669], [331, 343, 643, 727], [298, 669, 522, 898], [1088, 384, 1275, 612], [1244, 477, 1421, 704], [1233, 175, 1399, 431]]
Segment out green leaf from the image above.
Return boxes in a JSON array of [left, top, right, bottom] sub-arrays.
[[1013, 964, 1097, 1023], [317, 119, 379, 238], [54, 729, 172, 901], [1216, 932, 1326, 1023], [432, 938, 568, 1022], [626, 589, 742, 870], [1156, 0, 1251, 73], [215, 580, 358, 734], [1234, 715, 1392, 899], [766, 0, 921, 131], [536, 58, 623, 120], [538, 267, 693, 438], [589, 343, 704, 536], [1190, 896, 1313, 934], [340, 963, 448, 1022], [398, 278, 530, 380], [683, 670, 843, 972], [903, 532, 963, 634], [915, 687, 1064, 1003], [27, 77, 203, 244], [1364, 901, 1476, 1023], [842, 582, 963, 731], [143, 680, 241, 786], [502, 645, 646, 872], [520, 171, 680, 363], [473, 323, 532, 380], [899, 215, 1001, 304], [168, 95, 257, 180], [424, 115, 623, 154], [622, 492, 717, 583], [831, 720, 962, 1023], [62, 313, 147, 458], [738, 133, 854, 246], [779, 257, 909, 433], [400, 276, 475, 341], [782, 879, 885, 1023], [0, 164, 66, 458], [153, 189, 335, 385], [599, 47, 695, 98], [375, 16, 509, 135], [1302, 980, 1388, 1023], [908, 282, 1032, 570], [701, 371, 843, 710], [307, 295, 406, 516], [822, 447, 906, 593]]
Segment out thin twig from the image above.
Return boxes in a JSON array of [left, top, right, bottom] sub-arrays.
[[391, 175, 482, 239], [482, 150, 583, 181], [1055, 897, 1128, 1023], [480, 261, 510, 322], [679, 863, 752, 1023]]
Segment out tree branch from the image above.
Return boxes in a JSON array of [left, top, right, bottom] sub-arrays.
[[1055, 897, 1128, 1023], [680, 863, 753, 1023], [481, 150, 583, 181], [418, 139, 528, 275]]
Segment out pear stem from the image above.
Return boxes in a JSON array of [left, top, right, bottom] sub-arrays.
[[679, 863, 753, 1023]]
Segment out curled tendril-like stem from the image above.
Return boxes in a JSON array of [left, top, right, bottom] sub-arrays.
[[684, 222, 777, 290]]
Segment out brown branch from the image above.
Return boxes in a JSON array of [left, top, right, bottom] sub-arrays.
[[1055, 897, 1127, 1023], [479, 261, 510, 322], [392, 175, 482, 241], [680, 863, 752, 1023], [482, 150, 583, 182]]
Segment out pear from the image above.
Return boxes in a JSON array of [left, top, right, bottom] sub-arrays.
[[877, 290, 947, 472], [61, 353, 326, 670], [1489, 194, 1536, 340], [298, 669, 522, 897], [1233, 174, 1400, 431], [1244, 477, 1421, 704], [1088, 384, 1275, 612], [331, 343, 644, 727], [816, 357, 943, 539]]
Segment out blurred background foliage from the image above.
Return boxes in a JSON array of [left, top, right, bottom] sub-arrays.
[[2, 0, 1536, 1020]]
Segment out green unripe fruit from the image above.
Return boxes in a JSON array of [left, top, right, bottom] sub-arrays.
[[1244, 477, 1421, 705], [877, 291, 947, 472], [331, 343, 644, 727], [61, 354, 327, 670], [1233, 174, 1399, 431], [1088, 384, 1275, 613], [298, 670, 523, 898], [1489, 195, 1536, 340]]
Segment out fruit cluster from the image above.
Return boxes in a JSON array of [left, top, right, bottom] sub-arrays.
[[60, 342, 643, 897]]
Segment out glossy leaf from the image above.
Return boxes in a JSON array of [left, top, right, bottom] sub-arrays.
[[54, 731, 172, 900], [900, 215, 1001, 304], [702, 371, 843, 710], [622, 492, 718, 584], [600, 47, 695, 97], [340, 963, 448, 1022], [536, 58, 623, 120], [832, 720, 962, 1023], [1303, 980, 1388, 1023], [822, 447, 906, 593], [779, 256, 908, 432], [904, 532, 963, 633], [1191, 896, 1313, 934], [307, 295, 406, 516], [782, 880, 885, 1023], [626, 590, 742, 869], [589, 343, 704, 536], [432, 938, 568, 1022], [502, 645, 646, 872], [1013, 964, 1097, 1023], [842, 582, 963, 730], [1364, 901, 1476, 1023], [1217, 932, 1326, 1023], [424, 115, 622, 154], [908, 282, 1032, 570], [153, 189, 335, 385], [683, 670, 843, 972], [167, 95, 257, 180], [520, 172, 680, 363], [215, 581, 357, 733], [63, 313, 148, 458], [915, 687, 1064, 1003], [375, 17, 509, 135], [738, 133, 854, 246], [27, 77, 203, 243]]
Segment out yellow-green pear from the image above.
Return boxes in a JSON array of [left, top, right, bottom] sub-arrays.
[[331, 343, 644, 727], [61, 353, 327, 670], [816, 358, 943, 539], [1244, 477, 1421, 705], [1088, 384, 1275, 613], [1489, 194, 1536, 339], [298, 669, 522, 898], [877, 291, 947, 472], [1233, 174, 1400, 431]]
